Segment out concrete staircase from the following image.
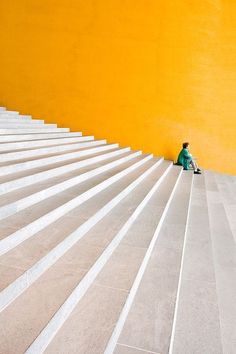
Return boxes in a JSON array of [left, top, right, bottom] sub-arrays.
[[0, 107, 235, 354]]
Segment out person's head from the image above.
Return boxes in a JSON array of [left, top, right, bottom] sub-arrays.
[[183, 142, 189, 149]]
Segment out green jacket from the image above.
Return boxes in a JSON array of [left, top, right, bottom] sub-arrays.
[[177, 148, 192, 170]]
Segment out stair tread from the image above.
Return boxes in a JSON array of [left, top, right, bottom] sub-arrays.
[[0, 160, 173, 354]]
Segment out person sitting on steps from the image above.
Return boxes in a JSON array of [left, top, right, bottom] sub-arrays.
[[177, 142, 201, 174]]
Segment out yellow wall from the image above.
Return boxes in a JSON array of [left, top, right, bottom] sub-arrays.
[[0, 0, 235, 174]]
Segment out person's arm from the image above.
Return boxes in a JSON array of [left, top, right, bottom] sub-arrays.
[[183, 149, 191, 160]]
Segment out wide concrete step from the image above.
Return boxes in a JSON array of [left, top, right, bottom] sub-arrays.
[[0, 139, 107, 162], [0, 131, 82, 142], [0, 123, 57, 130], [0, 128, 69, 134], [0, 118, 42, 124], [0, 150, 141, 219], [0, 154, 154, 257], [0, 110, 19, 115], [0, 135, 94, 152], [0, 157, 164, 316], [23, 164, 180, 354], [0, 143, 119, 176], [205, 172, 236, 354], [0, 114, 31, 120], [0, 160, 172, 354], [107, 172, 192, 354]]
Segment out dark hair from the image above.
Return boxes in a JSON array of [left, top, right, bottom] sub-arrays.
[[183, 142, 189, 148]]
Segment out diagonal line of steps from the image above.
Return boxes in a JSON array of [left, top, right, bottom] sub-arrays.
[[0, 158, 166, 314], [0, 139, 107, 162], [0, 128, 70, 134], [0, 161, 172, 354], [0, 131, 83, 142], [0, 135, 94, 152], [105, 172, 193, 354], [0, 154, 155, 256], [0, 150, 141, 219], [0, 147, 129, 193], [0, 143, 119, 176], [24, 165, 181, 354]]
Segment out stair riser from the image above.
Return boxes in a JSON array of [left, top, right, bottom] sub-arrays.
[[0, 128, 69, 134], [0, 140, 107, 162], [0, 136, 94, 152], [0, 155, 153, 258], [0, 144, 119, 176], [0, 149, 136, 220], [0, 132, 82, 142], [0, 157, 163, 313]]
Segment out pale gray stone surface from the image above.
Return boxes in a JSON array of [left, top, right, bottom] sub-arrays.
[[205, 171, 236, 354]]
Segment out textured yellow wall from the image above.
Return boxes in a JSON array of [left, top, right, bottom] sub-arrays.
[[0, 1, 235, 174]]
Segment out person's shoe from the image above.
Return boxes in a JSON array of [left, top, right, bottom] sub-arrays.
[[197, 168, 201, 172], [194, 170, 201, 174], [183, 168, 188, 170]]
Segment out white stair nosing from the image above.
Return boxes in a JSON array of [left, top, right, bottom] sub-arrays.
[[23, 160, 171, 354], [104, 167, 184, 354], [0, 149, 138, 220], [0, 139, 107, 162], [0, 136, 94, 152], [0, 154, 154, 257], [0, 132, 83, 142], [0, 128, 70, 134], [0, 158, 164, 316], [0, 143, 119, 176]]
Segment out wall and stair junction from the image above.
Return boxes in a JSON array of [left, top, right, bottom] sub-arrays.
[[0, 107, 235, 354]]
